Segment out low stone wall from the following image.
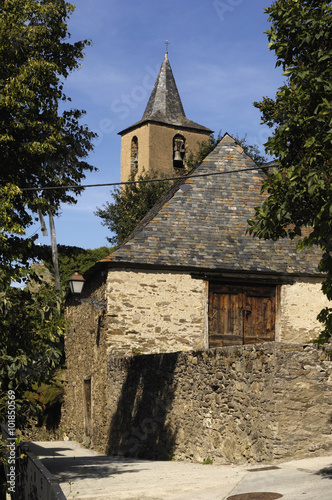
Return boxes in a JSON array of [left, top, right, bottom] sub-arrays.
[[13, 445, 66, 500], [105, 343, 332, 464], [1, 425, 65, 500]]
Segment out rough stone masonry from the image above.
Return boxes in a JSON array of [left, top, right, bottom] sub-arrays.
[[103, 342, 332, 464]]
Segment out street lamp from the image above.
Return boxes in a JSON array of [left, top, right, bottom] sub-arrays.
[[68, 270, 85, 295]]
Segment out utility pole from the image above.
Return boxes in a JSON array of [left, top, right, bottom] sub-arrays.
[[48, 205, 61, 291]]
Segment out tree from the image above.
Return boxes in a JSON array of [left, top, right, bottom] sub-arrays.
[[0, 281, 65, 428], [0, 0, 96, 445], [0, 184, 66, 478], [42, 245, 112, 289], [0, 0, 96, 281], [95, 171, 174, 246], [0, 185, 26, 286], [247, 0, 332, 342]]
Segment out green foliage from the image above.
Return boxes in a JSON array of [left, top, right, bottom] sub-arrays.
[[41, 245, 112, 289], [95, 170, 174, 246], [203, 457, 213, 465], [186, 133, 221, 170], [0, 1, 96, 451], [0, 184, 27, 287], [0, 281, 66, 427], [25, 369, 65, 430], [187, 131, 267, 170], [0, 0, 96, 279], [248, 0, 332, 343], [0, 0, 96, 210]]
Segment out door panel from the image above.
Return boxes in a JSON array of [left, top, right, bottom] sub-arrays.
[[243, 294, 275, 344], [208, 284, 276, 347], [209, 291, 243, 346]]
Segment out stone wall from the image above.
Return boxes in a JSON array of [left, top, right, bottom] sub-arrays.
[[120, 124, 150, 183], [105, 343, 332, 464], [104, 269, 329, 354], [120, 122, 211, 182], [106, 269, 207, 356], [62, 267, 332, 462], [279, 278, 330, 343], [62, 272, 109, 447]]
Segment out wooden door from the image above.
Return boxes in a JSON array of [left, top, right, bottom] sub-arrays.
[[208, 284, 275, 347], [242, 286, 276, 344]]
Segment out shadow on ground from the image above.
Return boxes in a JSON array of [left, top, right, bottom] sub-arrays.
[[37, 456, 149, 482], [316, 464, 332, 479], [27, 443, 73, 457]]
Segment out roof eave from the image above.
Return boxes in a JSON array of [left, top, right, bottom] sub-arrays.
[[118, 118, 213, 136], [100, 259, 324, 280]]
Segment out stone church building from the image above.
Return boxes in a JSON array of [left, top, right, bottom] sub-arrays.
[[118, 50, 212, 182], [62, 51, 331, 459]]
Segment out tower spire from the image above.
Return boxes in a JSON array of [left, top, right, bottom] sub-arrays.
[[118, 52, 213, 134], [142, 50, 185, 122], [118, 51, 213, 183]]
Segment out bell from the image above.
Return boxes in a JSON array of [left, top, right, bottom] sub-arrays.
[[174, 150, 182, 162]]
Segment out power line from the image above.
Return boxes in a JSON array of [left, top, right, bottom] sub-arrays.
[[26, 225, 42, 239], [18, 164, 270, 193]]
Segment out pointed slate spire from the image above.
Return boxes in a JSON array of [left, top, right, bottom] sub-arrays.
[[142, 51, 186, 122], [118, 52, 212, 135]]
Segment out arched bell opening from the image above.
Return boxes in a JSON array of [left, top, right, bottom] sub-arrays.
[[130, 136, 138, 174], [173, 134, 186, 169]]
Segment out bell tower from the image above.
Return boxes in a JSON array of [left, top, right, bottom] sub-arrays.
[[119, 50, 213, 182]]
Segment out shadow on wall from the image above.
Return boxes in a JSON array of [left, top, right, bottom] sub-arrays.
[[107, 352, 179, 460]]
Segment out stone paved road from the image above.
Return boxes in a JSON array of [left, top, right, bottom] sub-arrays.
[[28, 441, 332, 500]]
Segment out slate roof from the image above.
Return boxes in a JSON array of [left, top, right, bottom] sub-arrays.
[[101, 134, 322, 277], [118, 52, 212, 135]]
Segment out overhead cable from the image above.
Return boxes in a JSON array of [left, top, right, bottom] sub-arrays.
[[18, 164, 270, 193]]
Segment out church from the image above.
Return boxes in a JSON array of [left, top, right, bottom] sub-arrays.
[[62, 51, 331, 459], [118, 50, 212, 182]]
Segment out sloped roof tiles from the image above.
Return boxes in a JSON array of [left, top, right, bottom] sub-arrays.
[[102, 134, 322, 276]]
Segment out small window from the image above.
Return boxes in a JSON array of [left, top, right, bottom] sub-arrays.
[[173, 134, 186, 169], [131, 136, 138, 174], [83, 378, 92, 438]]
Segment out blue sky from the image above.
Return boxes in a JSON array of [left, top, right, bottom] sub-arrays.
[[31, 0, 285, 250]]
